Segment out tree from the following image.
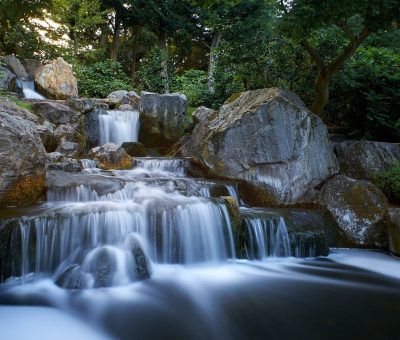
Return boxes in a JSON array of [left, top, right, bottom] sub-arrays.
[[0, 0, 51, 55], [52, 0, 105, 58], [280, 0, 400, 117]]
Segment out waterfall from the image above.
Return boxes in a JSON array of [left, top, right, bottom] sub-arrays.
[[80, 159, 98, 169], [15, 78, 45, 99], [99, 110, 139, 145], [241, 209, 291, 259], [134, 157, 189, 176]]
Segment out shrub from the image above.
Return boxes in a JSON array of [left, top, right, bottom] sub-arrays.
[[173, 69, 208, 107], [375, 161, 400, 203], [75, 60, 132, 98], [137, 46, 174, 94], [327, 47, 400, 141]]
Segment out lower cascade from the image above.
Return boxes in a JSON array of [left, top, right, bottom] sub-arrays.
[[1, 157, 400, 340]]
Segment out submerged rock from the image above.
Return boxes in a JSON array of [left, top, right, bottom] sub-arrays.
[[179, 88, 339, 205], [0, 109, 46, 206], [139, 91, 187, 153], [88, 143, 133, 170], [335, 140, 400, 181], [35, 57, 78, 99], [319, 175, 388, 247]]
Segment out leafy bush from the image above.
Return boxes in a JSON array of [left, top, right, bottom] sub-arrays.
[[375, 162, 400, 203], [173, 69, 208, 107], [75, 60, 132, 98], [327, 47, 400, 141]]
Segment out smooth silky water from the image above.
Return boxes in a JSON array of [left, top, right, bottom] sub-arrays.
[[1, 158, 400, 340]]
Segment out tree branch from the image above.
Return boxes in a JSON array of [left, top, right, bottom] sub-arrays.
[[336, 20, 356, 42], [327, 26, 371, 75], [301, 40, 324, 70]]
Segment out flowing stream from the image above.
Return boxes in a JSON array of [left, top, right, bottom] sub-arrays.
[[1, 155, 400, 339]]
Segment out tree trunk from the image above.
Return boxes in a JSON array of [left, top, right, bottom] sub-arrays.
[[111, 12, 121, 62], [159, 34, 169, 94], [131, 27, 142, 85], [310, 70, 330, 116], [208, 32, 222, 93], [99, 24, 109, 50], [301, 26, 371, 117]]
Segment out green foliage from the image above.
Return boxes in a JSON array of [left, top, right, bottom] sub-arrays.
[[75, 60, 133, 97], [173, 70, 208, 107], [375, 162, 400, 203], [328, 47, 400, 141], [137, 46, 174, 93]]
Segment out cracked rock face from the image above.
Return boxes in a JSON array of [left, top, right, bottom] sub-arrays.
[[179, 88, 339, 205]]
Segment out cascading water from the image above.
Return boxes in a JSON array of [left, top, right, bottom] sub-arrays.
[[98, 110, 139, 145], [15, 78, 45, 99], [134, 157, 189, 176], [241, 208, 291, 258], [1, 150, 400, 339]]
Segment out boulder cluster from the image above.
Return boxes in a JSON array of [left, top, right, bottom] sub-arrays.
[[1, 54, 399, 254]]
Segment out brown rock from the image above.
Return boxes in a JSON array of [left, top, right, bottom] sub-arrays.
[[88, 143, 133, 170], [35, 57, 78, 99]]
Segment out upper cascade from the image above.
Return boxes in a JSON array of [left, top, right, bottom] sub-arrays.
[[15, 78, 45, 99], [99, 110, 139, 145]]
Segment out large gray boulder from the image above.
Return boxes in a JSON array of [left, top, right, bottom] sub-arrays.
[[0, 66, 16, 91], [0, 100, 46, 206], [179, 88, 339, 205], [31, 100, 80, 125], [139, 91, 187, 153], [3, 55, 28, 78], [319, 175, 388, 247], [335, 140, 400, 181]]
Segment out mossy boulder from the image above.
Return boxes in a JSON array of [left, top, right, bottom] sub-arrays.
[[88, 143, 133, 170], [319, 175, 388, 247]]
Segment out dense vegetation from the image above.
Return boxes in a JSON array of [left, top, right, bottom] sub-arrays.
[[1, 0, 399, 141]]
